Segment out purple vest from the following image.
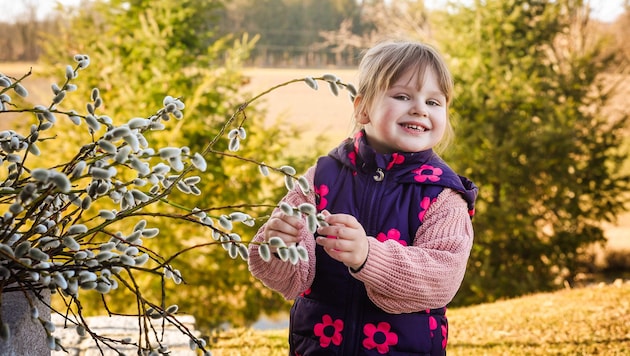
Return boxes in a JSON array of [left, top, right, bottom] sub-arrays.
[[289, 131, 477, 356]]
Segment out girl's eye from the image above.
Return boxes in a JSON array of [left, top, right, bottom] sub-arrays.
[[393, 95, 410, 101], [427, 100, 441, 106]]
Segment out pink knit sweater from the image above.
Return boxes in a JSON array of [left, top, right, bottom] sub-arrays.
[[248, 165, 474, 313]]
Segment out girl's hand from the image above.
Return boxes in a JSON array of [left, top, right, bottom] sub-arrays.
[[264, 210, 305, 247], [316, 212, 369, 270]]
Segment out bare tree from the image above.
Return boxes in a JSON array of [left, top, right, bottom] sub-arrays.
[[317, 0, 434, 58]]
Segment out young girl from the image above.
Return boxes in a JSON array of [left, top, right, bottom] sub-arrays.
[[248, 40, 478, 356]]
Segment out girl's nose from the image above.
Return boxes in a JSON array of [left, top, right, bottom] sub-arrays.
[[410, 101, 428, 117]]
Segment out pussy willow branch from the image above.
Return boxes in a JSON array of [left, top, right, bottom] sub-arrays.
[[202, 76, 350, 157], [206, 148, 298, 178], [0, 67, 32, 96]]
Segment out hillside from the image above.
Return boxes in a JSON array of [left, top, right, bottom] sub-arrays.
[[209, 281, 630, 355]]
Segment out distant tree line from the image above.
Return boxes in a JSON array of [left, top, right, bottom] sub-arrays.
[[2, 0, 629, 69], [0, 5, 57, 62], [216, 0, 375, 67], [2, 0, 371, 66]]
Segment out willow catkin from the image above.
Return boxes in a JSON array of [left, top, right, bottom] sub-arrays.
[[65, 65, 75, 80], [67, 224, 88, 235], [298, 203, 316, 215], [218, 215, 233, 230], [279, 202, 294, 216], [134, 253, 149, 266], [228, 243, 238, 259], [238, 244, 249, 260], [279, 165, 297, 175], [297, 176, 311, 194], [165, 305, 179, 315], [259, 163, 270, 176], [268, 236, 286, 248], [14, 83, 28, 97], [259, 243, 272, 262], [168, 156, 184, 172], [14, 241, 30, 258], [31, 168, 50, 182], [133, 220, 147, 231], [99, 209, 116, 220], [306, 214, 318, 233], [228, 136, 240, 151], [191, 152, 207, 171], [304, 76, 318, 90], [296, 245, 309, 261], [52, 90, 66, 104], [229, 211, 247, 222], [141, 228, 159, 238], [28, 247, 49, 262], [288, 245, 300, 265], [97, 139, 117, 154], [284, 175, 295, 190], [123, 133, 140, 152], [277, 247, 289, 261], [85, 114, 100, 131], [114, 146, 131, 164], [62, 236, 81, 251]]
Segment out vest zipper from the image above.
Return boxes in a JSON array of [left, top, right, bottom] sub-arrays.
[[365, 166, 385, 235], [342, 279, 364, 355], [373, 167, 384, 181], [343, 166, 385, 355]]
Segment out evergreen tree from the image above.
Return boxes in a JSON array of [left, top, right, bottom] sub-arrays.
[[38, 0, 318, 329], [436, 0, 630, 304]]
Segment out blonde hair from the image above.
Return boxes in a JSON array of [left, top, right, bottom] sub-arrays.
[[353, 40, 454, 152]]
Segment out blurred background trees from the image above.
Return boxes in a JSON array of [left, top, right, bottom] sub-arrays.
[[1, 0, 629, 333], [436, 0, 629, 303]]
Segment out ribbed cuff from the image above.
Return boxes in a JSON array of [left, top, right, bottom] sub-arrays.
[[349, 257, 368, 273]]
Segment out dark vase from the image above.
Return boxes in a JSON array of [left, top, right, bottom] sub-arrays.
[[0, 289, 50, 356]]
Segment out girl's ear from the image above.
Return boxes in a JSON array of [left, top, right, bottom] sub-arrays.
[[353, 95, 369, 124]]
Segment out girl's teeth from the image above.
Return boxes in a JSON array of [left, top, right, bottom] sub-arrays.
[[404, 124, 425, 131]]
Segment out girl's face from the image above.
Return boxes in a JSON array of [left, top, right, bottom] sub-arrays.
[[356, 67, 447, 154]]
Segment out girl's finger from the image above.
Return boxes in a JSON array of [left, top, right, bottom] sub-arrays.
[[324, 213, 360, 228], [317, 224, 355, 241], [316, 236, 346, 252]]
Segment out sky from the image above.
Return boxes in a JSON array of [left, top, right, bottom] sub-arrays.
[[0, 0, 626, 23]]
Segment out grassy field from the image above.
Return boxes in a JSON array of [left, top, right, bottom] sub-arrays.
[[242, 67, 358, 146], [209, 281, 630, 355]]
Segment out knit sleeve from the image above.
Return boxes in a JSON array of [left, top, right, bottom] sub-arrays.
[[247, 166, 318, 300], [351, 188, 474, 313]]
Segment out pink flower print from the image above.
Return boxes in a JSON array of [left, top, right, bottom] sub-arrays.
[[441, 323, 448, 349], [314, 314, 344, 348], [412, 164, 443, 183], [315, 184, 329, 211], [429, 316, 438, 338], [300, 288, 311, 297], [362, 322, 399, 354], [418, 197, 435, 223], [469, 208, 475, 217], [386, 153, 405, 170], [376, 228, 407, 246], [348, 151, 357, 166], [348, 151, 359, 176], [353, 131, 363, 152]]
